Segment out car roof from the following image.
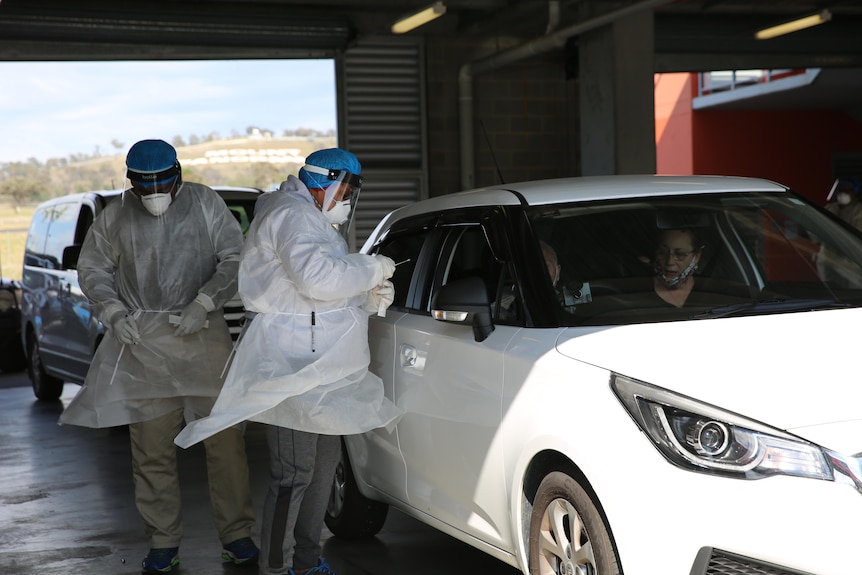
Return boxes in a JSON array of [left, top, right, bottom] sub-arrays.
[[34, 185, 263, 208], [385, 175, 788, 222]]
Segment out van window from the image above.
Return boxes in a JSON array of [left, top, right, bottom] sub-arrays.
[[26, 201, 81, 270], [24, 205, 53, 266]]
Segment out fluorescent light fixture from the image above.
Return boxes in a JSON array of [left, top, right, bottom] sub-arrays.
[[755, 9, 831, 40], [392, 2, 446, 34]]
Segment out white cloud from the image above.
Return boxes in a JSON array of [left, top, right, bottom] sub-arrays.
[[0, 59, 336, 163]]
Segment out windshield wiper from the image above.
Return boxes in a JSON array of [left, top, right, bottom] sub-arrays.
[[691, 298, 852, 320]]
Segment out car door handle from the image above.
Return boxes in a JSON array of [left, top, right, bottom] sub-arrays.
[[400, 345, 417, 367]]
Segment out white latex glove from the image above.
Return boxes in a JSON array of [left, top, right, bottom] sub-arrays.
[[371, 280, 395, 316], [374, 254, 396, 280], [174, 300, 208, 336], [110, 311, 140, 345]]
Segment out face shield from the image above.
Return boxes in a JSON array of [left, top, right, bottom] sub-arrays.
[[302, 164, 363, 238], [124, 162, 183, 217]]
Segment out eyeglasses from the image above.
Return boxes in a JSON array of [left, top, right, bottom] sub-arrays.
[[656, 247, 697, 261]]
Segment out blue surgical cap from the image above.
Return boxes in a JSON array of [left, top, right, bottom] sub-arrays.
[[299, 148, 361, 189], [126, 139, 179, 183]]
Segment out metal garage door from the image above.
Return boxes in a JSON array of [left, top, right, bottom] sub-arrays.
[[337, 36, 428, 250]]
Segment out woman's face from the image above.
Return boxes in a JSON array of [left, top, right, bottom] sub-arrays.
[[655, 229, 699, 276]]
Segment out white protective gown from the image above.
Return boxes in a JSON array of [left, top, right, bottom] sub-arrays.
[[175, 176, 401, 448], [59, 182, 243, 428]]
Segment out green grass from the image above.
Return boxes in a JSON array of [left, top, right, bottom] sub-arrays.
[[0, 203, 35, 280]]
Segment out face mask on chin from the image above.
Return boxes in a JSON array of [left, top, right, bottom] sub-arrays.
[[655, 257, 698, 289], [324, 200, 351, 225], [141, 193, 173, 216]]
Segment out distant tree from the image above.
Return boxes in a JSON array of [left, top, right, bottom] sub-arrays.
[[1, 159, 45, 202], [189, 134, 200, 145], [111, 139, 124, 151], [230, 128, 241, 139], [172, 135, 186, 148]]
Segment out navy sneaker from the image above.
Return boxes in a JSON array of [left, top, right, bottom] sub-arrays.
[[221, 536, 259, 565], [290, 557, 336, 575], [141, 547, 179, 573]]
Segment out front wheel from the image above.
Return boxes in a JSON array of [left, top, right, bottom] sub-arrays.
[[529, 472, 619, 575], [325, 439, 389, 539], [28, 337, 64, 401]]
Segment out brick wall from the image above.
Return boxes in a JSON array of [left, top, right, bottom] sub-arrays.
[[426, 36, 580, 197]]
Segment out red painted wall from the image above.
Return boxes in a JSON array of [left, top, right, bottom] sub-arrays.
[[655, 72, 862, 205], [693, 109, 862, 202]]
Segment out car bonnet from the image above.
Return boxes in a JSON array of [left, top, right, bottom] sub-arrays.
[[555, 307, 862, 454]]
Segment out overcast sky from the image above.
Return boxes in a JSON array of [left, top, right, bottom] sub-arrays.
[[0, 59, 337, 164]]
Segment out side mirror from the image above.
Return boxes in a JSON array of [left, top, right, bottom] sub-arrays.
[[430, 275, 495, 342], [62, 245, 82, 270]]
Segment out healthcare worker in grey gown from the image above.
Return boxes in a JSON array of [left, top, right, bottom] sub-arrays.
[[176, 148, 400, 575], [59, 139, 258, 573]]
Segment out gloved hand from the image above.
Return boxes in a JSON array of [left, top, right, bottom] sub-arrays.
[[375, 254, 396, 280], [174, 300, 208, 337], [110, 311, 140, 345], [370, 280, 395, 316]]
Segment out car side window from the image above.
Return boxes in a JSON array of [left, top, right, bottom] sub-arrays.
[[24, 205, 53, 268], [434, 226, 503, 305], [25, 201, 80, 270], [374, 230, 430, 311]]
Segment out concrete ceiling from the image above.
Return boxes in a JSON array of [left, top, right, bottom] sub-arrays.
[[1, 0, 861, 111]]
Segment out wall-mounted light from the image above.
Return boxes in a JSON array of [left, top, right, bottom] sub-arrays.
[[755, 9, 831, 40], [392, 2, 446, 34]]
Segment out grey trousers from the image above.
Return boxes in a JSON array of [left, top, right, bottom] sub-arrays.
[[260, 425, 341, 575], [129, 407, 256, 549]]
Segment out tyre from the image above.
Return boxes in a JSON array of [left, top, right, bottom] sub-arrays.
[[28, 337, 64, 401], [529, 472, 620, 575], [324, 440, 389, 538]]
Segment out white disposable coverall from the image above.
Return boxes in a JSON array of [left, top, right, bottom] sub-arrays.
[[175, 176, 400, 448], [59, 182, 243, 428]]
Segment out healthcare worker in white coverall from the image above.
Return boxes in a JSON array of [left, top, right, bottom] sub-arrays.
[[59, 139, 258, 573], [175, 148, 400, 575]]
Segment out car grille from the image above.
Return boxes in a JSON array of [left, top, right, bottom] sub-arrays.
[[692, 548, 815, 575]]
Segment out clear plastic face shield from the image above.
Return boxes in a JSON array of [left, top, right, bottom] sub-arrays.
[[124, 162, 183, 217], [302, 164, 363, 239]]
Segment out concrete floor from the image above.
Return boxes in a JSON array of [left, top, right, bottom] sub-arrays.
[[0, 370, 520, 575]]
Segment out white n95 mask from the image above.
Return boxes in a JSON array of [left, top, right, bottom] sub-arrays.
[[141, 193, 173, 216], [324, 200, 351, 225]]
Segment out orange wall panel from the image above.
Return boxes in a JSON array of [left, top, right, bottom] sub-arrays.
[[654, 73, 696, 175]]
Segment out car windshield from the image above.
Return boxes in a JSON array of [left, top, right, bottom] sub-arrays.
[[529, 191, 862, 326]]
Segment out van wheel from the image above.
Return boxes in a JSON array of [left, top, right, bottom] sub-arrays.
[[28, 339, 64, 401], [324, 439, 388, 538], [529, 472, 619, 575]]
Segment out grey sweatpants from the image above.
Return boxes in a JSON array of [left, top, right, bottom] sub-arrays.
[[260, 425, 341, 575]]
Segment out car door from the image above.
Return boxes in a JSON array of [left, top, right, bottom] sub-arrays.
[[35, 198, 85, 380], [58, 198, 102, 382], [387, 220, 520, 549], [360, 224, 435, 504]]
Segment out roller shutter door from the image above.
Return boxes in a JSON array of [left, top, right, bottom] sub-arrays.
[[338, 37, 427, 250]]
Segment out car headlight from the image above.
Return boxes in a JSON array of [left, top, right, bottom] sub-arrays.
[[611, 374, 833, 482]]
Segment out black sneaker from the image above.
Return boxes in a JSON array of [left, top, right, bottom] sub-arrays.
[[221, 536, 259, 565], [142, 547, 179, 573]]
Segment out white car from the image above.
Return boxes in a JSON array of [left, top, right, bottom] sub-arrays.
[[325, 175, 862, 575]]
